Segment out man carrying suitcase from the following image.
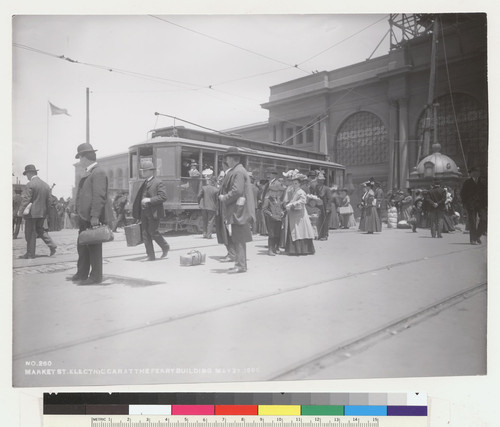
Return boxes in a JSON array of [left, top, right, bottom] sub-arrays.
[[132, 160, 170, 261]]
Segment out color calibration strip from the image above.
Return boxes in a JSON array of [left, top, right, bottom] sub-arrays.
[[43, 392, 427, 416]]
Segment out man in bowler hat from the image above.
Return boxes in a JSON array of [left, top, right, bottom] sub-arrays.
[[460, 166, 487, 244], [132, 160, 170, 261], [17, 164, 57, 258], [217, 147, 256, 273], [72, 143, 109, 284]]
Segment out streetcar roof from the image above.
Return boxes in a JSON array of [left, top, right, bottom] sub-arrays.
[[129, 136, 345, 169]]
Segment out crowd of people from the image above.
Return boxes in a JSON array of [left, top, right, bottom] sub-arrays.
[[13, 184, 79, 239], [383, 169, 487, 243], [14, 142, 487, 281]]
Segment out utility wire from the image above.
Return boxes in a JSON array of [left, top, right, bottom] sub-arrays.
[[14, 43, 204, 89], [298, 14, 389, 65], [439, 16, 469, 173], [149, 15, 312, 75], [210, 66, 292, 88]]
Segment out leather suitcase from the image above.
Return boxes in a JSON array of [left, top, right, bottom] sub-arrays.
[[124, 223, 143, 246], [180, 250, 206, 266]]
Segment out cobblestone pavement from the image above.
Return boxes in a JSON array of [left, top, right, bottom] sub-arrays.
[[12, 228, 120, 275]]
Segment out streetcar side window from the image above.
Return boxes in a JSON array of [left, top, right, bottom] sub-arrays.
[[201, 151, 215, 177], [180, 148, 201, 204], [181, 148, 201, 177]]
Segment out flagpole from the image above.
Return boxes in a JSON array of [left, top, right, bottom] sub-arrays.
[[46, 101, 50, 183]]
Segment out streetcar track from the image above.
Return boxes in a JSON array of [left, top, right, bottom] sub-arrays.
[[13, 245, 486, 361], [270, 282, 487, 380], [12, 237, 268, 274]]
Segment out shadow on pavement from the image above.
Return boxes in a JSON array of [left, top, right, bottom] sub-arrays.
[[210, 268, 234, 274]]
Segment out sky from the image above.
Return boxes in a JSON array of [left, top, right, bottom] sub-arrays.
[[12, 14, 391, 198]]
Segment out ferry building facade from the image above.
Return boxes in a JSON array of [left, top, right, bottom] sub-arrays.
[[236, 14, 488, 192]]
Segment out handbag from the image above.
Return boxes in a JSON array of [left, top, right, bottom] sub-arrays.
[[78, 225, 114, 245]]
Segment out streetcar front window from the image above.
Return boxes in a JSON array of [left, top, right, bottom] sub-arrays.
[[156, 146, 176, 177], [129, 151, 137, 178]]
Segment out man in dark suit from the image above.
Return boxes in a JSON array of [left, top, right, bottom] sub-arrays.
[[73, 143, 109, 284], [460, 166, 487, 244], [197, 175, 218, 239], [18, 164, 57, 258], [314, 172, 332, 240], [132, 160, 170, 261], [425, 178, 447, 238], [218, 147, 256, 273]]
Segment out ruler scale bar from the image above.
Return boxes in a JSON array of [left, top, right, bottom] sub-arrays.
[[43, 415, 427, 427]]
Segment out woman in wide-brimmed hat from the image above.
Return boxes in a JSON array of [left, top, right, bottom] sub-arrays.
[[359, 181, 381, 234], [283, 172, 315, 255]]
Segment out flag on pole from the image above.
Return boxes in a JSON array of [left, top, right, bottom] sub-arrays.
[[49, 101, 71, 116]]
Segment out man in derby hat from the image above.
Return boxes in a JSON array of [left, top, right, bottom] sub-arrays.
[[460, 166, 487, 244], [72, 143, 110, 284], [197, 175, 218, 239], [262, 180, 285, 255], [217, 146, 256, 273], [313, 172, 333, 240], [17, 164, 57, 259], [259, 167, 280, 205], [132, 160, 170, 260], [425, 178, 447, 238]]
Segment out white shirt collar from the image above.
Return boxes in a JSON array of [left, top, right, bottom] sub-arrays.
[[86, 162, 98, 172]]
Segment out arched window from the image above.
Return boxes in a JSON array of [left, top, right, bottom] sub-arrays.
[[416, 93, 487, 170], [335, 112, 389, 165]]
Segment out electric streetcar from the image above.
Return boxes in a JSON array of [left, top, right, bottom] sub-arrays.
[[128, 126, 345, 232]]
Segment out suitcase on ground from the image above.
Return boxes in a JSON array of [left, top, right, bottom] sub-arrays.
[[124, 223, 143, 246], [180, 250, 206, 266]]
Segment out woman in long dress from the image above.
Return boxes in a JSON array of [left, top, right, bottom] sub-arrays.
[[284, 173, 315, 255], [359, 182, 382, 234], [329, 187, 341, 229]]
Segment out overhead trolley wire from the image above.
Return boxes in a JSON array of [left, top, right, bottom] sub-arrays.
[[15, 41, 304, 131], [13, 42, 205, 90], [297, 15, 389, 66], [149, 15, 312, 75]]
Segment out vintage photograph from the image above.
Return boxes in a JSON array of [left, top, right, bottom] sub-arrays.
[[12, 14, 487, 387]]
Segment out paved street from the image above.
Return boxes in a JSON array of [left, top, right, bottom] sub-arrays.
[[12, 225, 487, 387]]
